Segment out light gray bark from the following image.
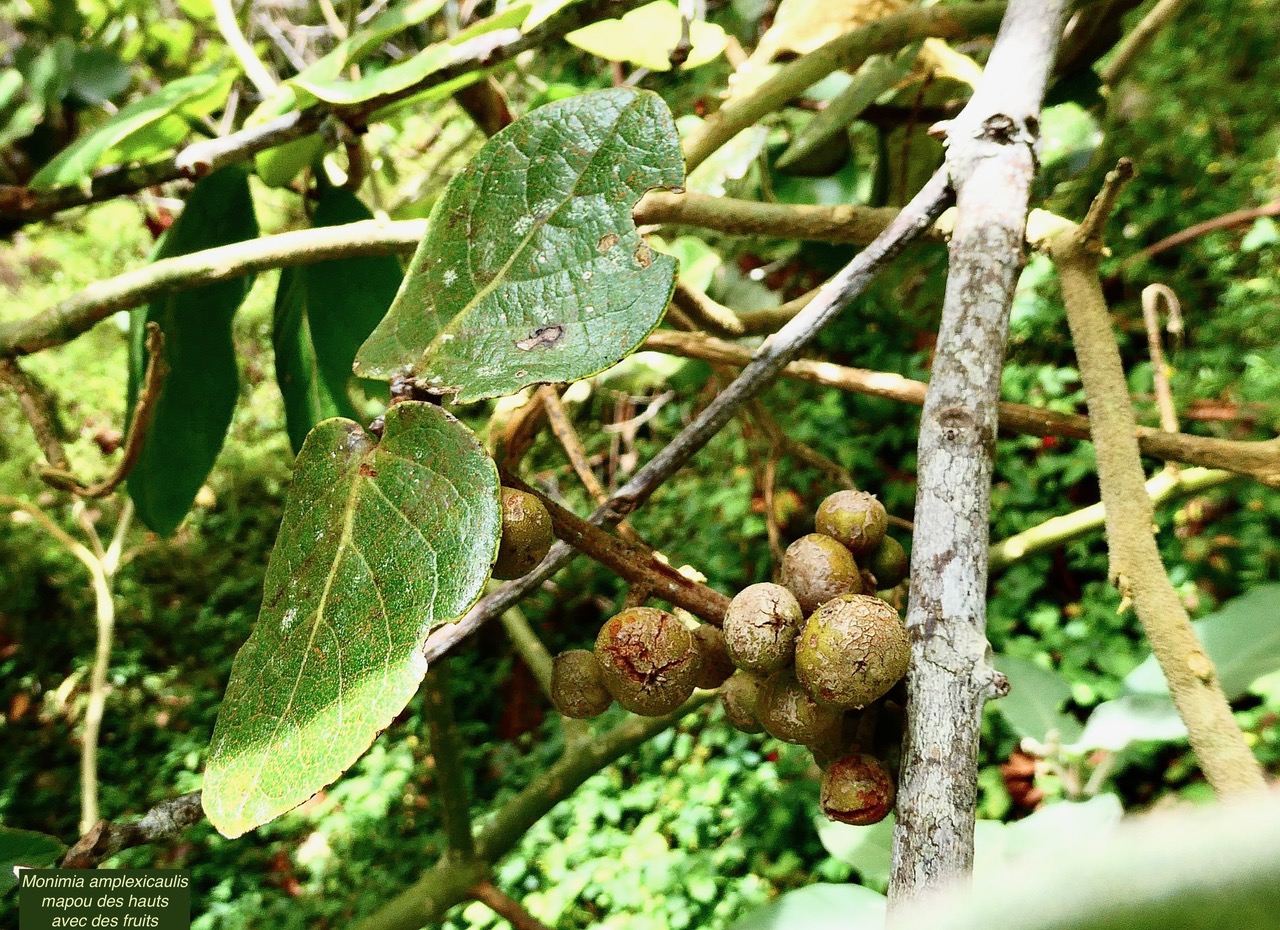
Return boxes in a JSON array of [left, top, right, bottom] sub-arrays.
[[888, 0, 1070, 906]]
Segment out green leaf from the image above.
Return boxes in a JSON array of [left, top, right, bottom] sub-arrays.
[[729, 884, 885, 930], [816, 814, 893, 891], [127, 166, 259, 536], [776, 44, 919, 172], [566, 1, 727, 72], [294, 4, 530, 106], [1070, 695, 1188, 753], [273, 185, 402, 452], [354, 88, 683, 402], [993, 654, 1084, 743], [67, 45, 132, 106], [1124, 584, 1280, 700], [0, 827, 66, 894], [30, 69, 234, 190], [203, 402, 500, 837]]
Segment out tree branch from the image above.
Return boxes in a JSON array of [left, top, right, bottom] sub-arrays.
[[212, 0, 278, 98], [1100, 0, 1192, 86], [469, 881, 553, 930], [1049, 171, 1266, 797], [0, 357, 70, 470], [421, 663, 477, 860], [60, 791, 204, 868], [890, 0, 1069, 904]]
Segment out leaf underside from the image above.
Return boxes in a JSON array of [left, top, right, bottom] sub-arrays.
[[354, 87, 684, 403], [202, 401, 500, 838]]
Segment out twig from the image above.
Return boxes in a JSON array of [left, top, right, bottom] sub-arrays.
[[213, 0, 279, 97], [681, 2, 1007, 171], [0, 357, 70, 470], [421, 663, 477, 859], [988, 466, 1234, 571], [670, 281, 745, 337], [61, 791, 204, 868], [422, 166, 952, 665], [890, 0, 1069, 904], [1049, 167, 1266, 797], [1141, 283, 1181, 437], [635, 190, 906, 245], [469, 881, 553, 930], [499, 470, 732, 625], [353, 694, 714, 930], [499, 607, 554, 699], [41, 323, 168, 498], [536, 386, 608, 506], [1125, 198, 1280, 266], [642, 329, 1280, 486], [1101, 0, 1192, 86]]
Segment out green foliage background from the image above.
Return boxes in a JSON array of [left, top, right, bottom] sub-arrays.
[[2, 0, 1280, 926]]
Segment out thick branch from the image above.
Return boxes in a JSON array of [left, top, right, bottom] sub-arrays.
[[890, 0, 1069, 904], [1050, 204, 1265, 796], [61, 791, 204, 868]]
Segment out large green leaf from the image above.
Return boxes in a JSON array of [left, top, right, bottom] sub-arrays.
[[127, 167, 259, 536], [1070, 695, 1187, 753], [0, 827, 66, 894], [202, 401, 500, 837], [354, 88, 683, 402], [273, 185, 402, 452], [993, 654, 1084, 743], [30, 69, 234, 190], [1124, 584, 1280, 700]]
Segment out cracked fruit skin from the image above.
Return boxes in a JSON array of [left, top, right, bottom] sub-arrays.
[[757, 668, 843, 747], [594, 607, 701, 716], [551, 649, 613, 719], [723, 582, 805, 674], [693, 624, 736, 688], [720, 670, 765, 733], [815, 490, 888, 558], [821, 753, 895, 825], [867, 535, 908, 589], [492, 487, 554, 580], [796, 594, 909, 709], [781, 534, 863, 615]]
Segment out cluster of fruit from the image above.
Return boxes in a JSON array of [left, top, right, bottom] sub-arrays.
[[532, 487, 911, 827]]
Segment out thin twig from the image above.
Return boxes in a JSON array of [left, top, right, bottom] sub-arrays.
[[422, 167, 952, 664], [61, 791, 204, 868], [1049, 165, 1266, 797], [1141, 283, 1181, 440], [469, 881, 553, 930], [1101, 0, 1192, 86], [212, 0, 279, 97], [499, 607, 554, 699], [1124, 198, 1280, 266], [41, 323, 169, 498], [670, 280, 745, 336], [422, 663, 477, 859], [536, 386, 608, 505], [0, 357, 70, 470]]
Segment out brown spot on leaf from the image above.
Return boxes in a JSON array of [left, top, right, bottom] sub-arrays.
[[633, 242, 652, 268], [358, 463, 378, 478], [515, 324, 565, 351], [597, 233, 619, 253]]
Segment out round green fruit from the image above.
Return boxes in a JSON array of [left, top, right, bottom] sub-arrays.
[[723, 582, 805, 674], [720, 671, 765, 733], [815, 490, 888, 558], [550, 649, 612, 719], [820, 753, 895, 825], [795, 594, 909, 709], [867, 536, 908, 589], [492, 487, 554, 580], [756, 668, 843, 747], [693, 624, 736, 689], [781, 534, 863, 615], [594, 607, 701, 716]]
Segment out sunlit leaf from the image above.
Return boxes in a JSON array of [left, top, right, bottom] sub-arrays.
[[993, 654, 1084, 743], [202, 401, 500, 837], [354, 87, 683, 403], [127, 166, 259, 536], [566, 1, 727, 72]]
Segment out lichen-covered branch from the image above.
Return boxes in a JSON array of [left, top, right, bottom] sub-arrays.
[[889, 0, 1069, 904]]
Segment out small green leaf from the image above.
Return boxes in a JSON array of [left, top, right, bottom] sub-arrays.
[[729, 884, 885, 930], [203, 402, 500, 837], [566, 1, 727, 72], [127, 166, 259, 536], [274, 185, 402, 452], [354, 88, 683, 402], [1124, 584, 1280, 700], [993, 654, 1084, 743], [776, 44, 919, 172], [0, 827, 66, 894], [30, 70, 234, 190]]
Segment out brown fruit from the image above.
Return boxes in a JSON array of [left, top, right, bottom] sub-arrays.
[[815, 490, 888, 558], [492, 487, 554, 580], [594, 607, 701, 716], [820, 753, 895, 825], [550, 649, 612, 719], [720, 671, 765, 733], [723, 582, 805, 674], [756, 668, 843, 747], [867, 536, 908, 589], [693, 624, 736, 689], [781, 534, 862, 615], [796, 594, 909, 709]]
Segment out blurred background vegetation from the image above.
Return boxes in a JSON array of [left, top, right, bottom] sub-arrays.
[[2, 0, 1279, 926]]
